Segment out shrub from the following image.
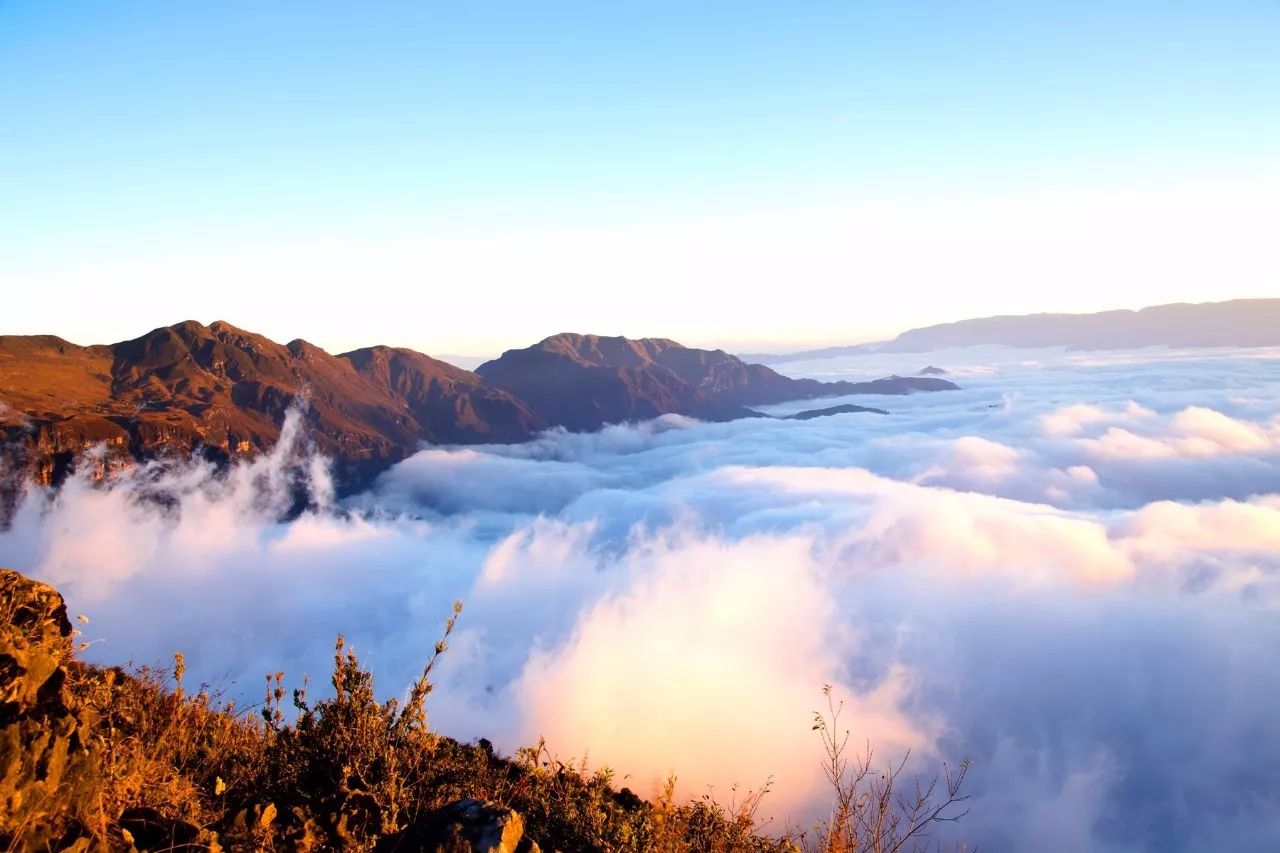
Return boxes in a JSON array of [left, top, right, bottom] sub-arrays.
[[2, 569, 969, 852], [800, 685, 971, 853]]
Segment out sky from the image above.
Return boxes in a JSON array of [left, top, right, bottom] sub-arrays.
[[6, 343, 1280, 850], [1, 1, 1278, 354]]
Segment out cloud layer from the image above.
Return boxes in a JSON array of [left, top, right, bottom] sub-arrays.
[[3, 345, 1280, 850]]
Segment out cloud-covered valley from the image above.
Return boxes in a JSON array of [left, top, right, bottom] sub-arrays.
[[3, 345, 1279, 851]]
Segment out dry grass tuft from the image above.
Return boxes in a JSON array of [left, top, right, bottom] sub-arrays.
[[3, 572, 970, 852]]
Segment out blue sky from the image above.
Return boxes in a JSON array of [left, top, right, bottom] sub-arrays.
[[2, 1, 1278, 354]]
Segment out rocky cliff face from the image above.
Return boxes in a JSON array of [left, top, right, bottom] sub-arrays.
[[1, 568, 110, 851]]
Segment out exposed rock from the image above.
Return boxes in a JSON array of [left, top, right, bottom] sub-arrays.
[[330, 785, 385, 846], [119, 806, 221, 852], [374, 799, 539, 853], [0, 569, 230, 852], [1, 570, 73, 656], [1, 569, 101, 851]]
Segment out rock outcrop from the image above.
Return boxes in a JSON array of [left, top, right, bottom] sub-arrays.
[[1, 570, 102, 851], [1, 568, 543, 852], [1, 569, 228, 852], [375, 799, 540, 853], [1, 568, 96, 850]]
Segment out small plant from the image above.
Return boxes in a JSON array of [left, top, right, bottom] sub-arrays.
[[4, 568, 971, 852], [806, 685, 971, 853], [254, 601, 463, 841]]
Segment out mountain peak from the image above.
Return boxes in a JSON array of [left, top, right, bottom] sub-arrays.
[[478, 332, 957, 432], [2, 322, 956, 505], [531, 333, 687, 370]]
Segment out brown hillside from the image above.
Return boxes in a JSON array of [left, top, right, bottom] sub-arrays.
[[0, 322, 538, 494], [0, 323, 956, 505], [477, 333, 957, 430]]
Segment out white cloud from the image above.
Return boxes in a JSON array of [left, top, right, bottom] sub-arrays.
[[4, 347, 1280, 849], [512, 531, 926, 815]]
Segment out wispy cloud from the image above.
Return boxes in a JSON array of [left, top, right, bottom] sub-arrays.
[[3, 347, 1280, 849]]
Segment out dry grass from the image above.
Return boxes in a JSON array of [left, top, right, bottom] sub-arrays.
[[4, 595, 970, 852], [796, 686, 971, 853]]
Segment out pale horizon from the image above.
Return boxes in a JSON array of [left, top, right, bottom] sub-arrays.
[[8, 288, 1280, 363], [3, 2, 1278, 353]]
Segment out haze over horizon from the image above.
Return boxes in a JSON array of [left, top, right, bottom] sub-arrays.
[[7, 342, 1280, 850], [3, 1, 1278, 353]]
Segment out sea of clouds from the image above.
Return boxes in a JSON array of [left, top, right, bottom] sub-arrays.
[[3, 345, 1280, 850]]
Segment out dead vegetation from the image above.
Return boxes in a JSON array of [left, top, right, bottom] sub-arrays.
[[1, 569, 970, 851]]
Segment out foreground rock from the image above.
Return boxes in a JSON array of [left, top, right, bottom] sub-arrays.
[[1, 567, 813, 852], [1, 568, 223, 852], [1, 568, 99, 851], [2, 568, 543, 852], [375, 799, 541, 853]]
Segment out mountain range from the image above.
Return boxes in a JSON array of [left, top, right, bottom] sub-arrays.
[[0, 321, 954, 498], [746, 298, 1280, 363]]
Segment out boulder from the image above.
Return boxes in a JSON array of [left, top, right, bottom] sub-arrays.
[[119, 806, 222, 852], [374, 799, 540, 853], [0, 568, 101, 851]]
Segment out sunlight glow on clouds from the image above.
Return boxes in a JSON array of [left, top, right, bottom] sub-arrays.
[[3, 346, 1280, 849], [512, 531, 926, 814]]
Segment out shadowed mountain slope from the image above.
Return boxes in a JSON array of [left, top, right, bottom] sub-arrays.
[[0, 321, 539, 493], [1, 323, 955, 501], [477, 333, 955, 432]]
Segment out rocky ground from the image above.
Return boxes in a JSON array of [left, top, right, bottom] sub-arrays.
[[0, 567, 791, 852]]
